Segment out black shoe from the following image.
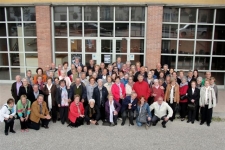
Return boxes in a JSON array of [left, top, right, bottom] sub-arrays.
[[10, 130, 16, 133], [152, 123, 156, 126], [170, 119, 173, 122], [192, 121, 194, 124], [95, 122, 99, 125], [58, 118, 61, 121], [5, 132, 8, 136], [43, 125, 49, 129], [87, 122, 90, 125], [200, 122, 204, 125], [207, 123, 210, 127], [162, 123, 166, 128], [187, 121, 190, 123], [196, 119, 199, 121], [114, 123, 117, 125], [53, 120, 56, 123], [121, 122, 125, 126], [130, 122, 134, 126]]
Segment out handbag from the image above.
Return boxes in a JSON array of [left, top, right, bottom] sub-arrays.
[[180, 94, 187, 100], [188, 103, 195, 111]]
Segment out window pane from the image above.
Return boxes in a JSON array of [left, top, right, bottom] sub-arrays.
[[69, 6, 82, 21], [69, 23, 82, 36], [161, 40, 177, 54], [196, 25, 212, 39], [54, 7, 67, 21], [0, 8, 5, 21], [211, 72, 224, 85], [116, 39, 127, 53], [162, 24, 178, 38], [11, 67, 25, 78], [0, 67, 10, 80], [55, 38, 67, 52], [216, 9, 225, 24], [0, 23, 6, 36], [71, 39, 82, 52], [131, 23, 144, 37], [9, 38, 23, 52], [0, 53, 9, 66], [163, 7, 178, 22], [84, 23, 98, 37], [24, 38, 37, 51], [85, 54, 93, 66], [178, 40, 194, 54], [131, 7, 145, 21], [102, 54, 113, 64], [101, 40, 113, 53], [161, 55, 176, 68], [115, 23, 129, 37], [196, 41, 211, 55], [100, 23, 113, 37], [56, 53, 68, 66], [116, 54, 127, 64], [211, 57, 225, 70], [8, 23, 22, 36], [85, 39, 96, 52], [54, 23, 67, 36], [130, 55, 144, 66], [214, 26, 225, 40], [194, 56, 210, 70], [7, 7, 22, 21], [10, 53, 24, 66], [198, 9, 214, 23], [115, 7, 129, 21], [180, 8, 197, 23], [177, 56, 193, 70], [179, 24, 195, 39], [0, 38, 8, 51], [84, 6, 97, 21], [100, 6, 113, 21], [23, 7, 36, 21], [24, 23, 36, 36], [25, 53, 38, 67], [213, 42, 225, 55], [130, 39, 144, 53]]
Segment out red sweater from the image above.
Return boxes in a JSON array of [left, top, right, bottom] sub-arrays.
[[179, 85, 189, 103], [111, 83, 126, 102], [133, 81, 151, 101], [68, 102, 84, 123], [152, 86, 164, 102]]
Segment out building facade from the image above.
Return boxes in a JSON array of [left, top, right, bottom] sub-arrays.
[[0, 0, 225, 87]]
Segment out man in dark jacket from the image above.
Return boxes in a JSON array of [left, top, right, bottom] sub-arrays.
[[121, 92, 138, 126], [30, 84, 44, 104], [92, 79, 109, 121], [11, 75, 22, 104], [133, 67, 148, 82]]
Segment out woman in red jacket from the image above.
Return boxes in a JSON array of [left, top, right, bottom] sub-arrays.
[[179, 77, 189, 121], [111, 76, 126, 102], [68, 94, 85, 127]]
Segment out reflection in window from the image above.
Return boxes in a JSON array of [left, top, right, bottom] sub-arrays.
[[161, 40, 177, 54], [130, 39, 144, 53], [54, 7, 67, 21], [131, 7, 145, 21], [85, 39, 96, 52], [178, 40, 194, 54], [194, 56, 210, 70], [180, 8, 196, 23], [25, 38, 37, 51], [196, 25, 212, 39], [71, 39, 82, 52], [131, 23, 144, 37], [115, 7, 129, 21], [177, 56, 193, 70], [69, 6, 82, 21], [24, 23, 36, 36], [8, 38, 23, 51], [162, 24, 178, 38], [214, 26, 225, 40], [55, 38, 67, 52], [7, 7, 21, 21], [8, 23, 21, 36], [84, 23, 98, 37], [54, 23, 67, 36], [101, 40, 112, 53], [116, 39, 127, 53], [69, 23, 82, 36], [198, 9, 214, 23], [100, 6, 113, 21], [211, 57, 225, 70], [115, 23, 129, 37], [100, 23, 113, 37], [213, 42, 225, 55], [84, 6, 97, 21], [179, 24, 195, 39], [163, 7, 178, 22], [161, 55, 176, 68], [196, 41, 211, 55], [101, 54, 112, 64], [10, 53, 24, 66], [23, 7, 36, 21]]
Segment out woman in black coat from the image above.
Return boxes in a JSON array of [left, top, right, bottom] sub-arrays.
[[84, 99, 100, 125], [187, 81, 200, 124], [19, 78, 34, 102]]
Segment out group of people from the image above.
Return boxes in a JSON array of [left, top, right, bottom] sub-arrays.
[[0, 57, 218, 136]]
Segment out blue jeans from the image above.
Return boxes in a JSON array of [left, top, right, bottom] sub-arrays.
[[136, 117, 150, 126]]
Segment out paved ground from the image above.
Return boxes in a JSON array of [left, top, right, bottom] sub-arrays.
[[0, 83, 225, 150]]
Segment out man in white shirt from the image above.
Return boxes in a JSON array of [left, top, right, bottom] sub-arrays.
[[150, 97, 173, 128]]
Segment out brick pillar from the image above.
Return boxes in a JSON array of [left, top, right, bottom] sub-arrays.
[[146, 6, 163, 69], [36, 6, 52, 69]]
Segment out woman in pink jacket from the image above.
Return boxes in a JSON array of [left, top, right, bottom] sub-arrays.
[[111, 76, 126, 102]]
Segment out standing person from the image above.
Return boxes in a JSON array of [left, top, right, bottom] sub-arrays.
[[84, 99, 100, 125], [98, 68, 108, 85], [125, 76, 135, 96], [36, 76, 45, 91], [151, 79, 164, 103], [26, 70, 33, 86], [162, 64, 170, 77], [133, 67, 147, 82], [199, 80, 216, 126], [144, 71, 154, 89], [70, 68, 78, 83], [187, 70, 196, 87], [30, 84, 44, 104], [193, 69, 199, 80], [136, 97, 152, 129], [130, 65, 137, 76], [99, 62, 106, 76], [104, 76, 114, 94], [19, 78, 33, 102], [172, 71, 181, 85], [33, 68, 47, 84], [179, 77, 189, 121], [187, 81, 200, 124], [45, 65, 51, 77], [164, 77, 180, 121], [136, 62, 141, 72], [111, 76, 126, 102], [150, 97, 173, 128], [67, 64, 76, 77], [86, 77, 98, 101], [68, 95, 85, 128], [50, 62, 57, 73], [43, 77, 57, 123], [162, 75, 171, 92], [17, 95, 31, 132], [133, 74, 151, 101], [87, 59, 95, 71], [159, 71, 165, 80], [0, 98, 16, 135], [28, 94, 51, 130], [202, 71, 211, 86], [197, 77, 203, 89], [73, 58, 84, 68], [169, 68, 174, 76], [54, 77, 60, 88], [55, 64, 62, 77], [92, 79, 109, 121], [80, 72, 89, 86], [116, 57, 123, 70], [59, 70, 71, 89], [105, 94, 121, 126], [56, 80, 70, 125], [121, 92, 138, 126], [107, 64, 115, 76], [11, 75, 22, 104], [210, 77, 218, 104], [154, 63, 162, 79], [62, 62, 70, 73]]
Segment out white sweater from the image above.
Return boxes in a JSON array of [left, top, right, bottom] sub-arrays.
[[150, 102, 173, 118], [0, 104, 16, 122]]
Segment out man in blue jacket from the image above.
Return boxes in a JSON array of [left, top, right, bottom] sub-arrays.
[[121, 92, 138, 126]]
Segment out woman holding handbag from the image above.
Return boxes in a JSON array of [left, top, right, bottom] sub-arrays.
[[179, 77, 189, 121]]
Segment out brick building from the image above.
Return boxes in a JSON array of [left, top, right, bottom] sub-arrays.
[[0, 0, 225, 87]]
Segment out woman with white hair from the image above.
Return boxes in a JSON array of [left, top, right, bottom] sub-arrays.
[[19, 78, 34, 102], [196, 76, 203, 89], [59, 70, 71, 89], [179, 76, 189, 121], [84, 99, 100, 125]]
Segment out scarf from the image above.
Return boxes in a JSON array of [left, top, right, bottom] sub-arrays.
[[47, 84, 53, 110], [109, 101, 115, 123], [61, 86, 68, 106], [180, 82, 188, 87]]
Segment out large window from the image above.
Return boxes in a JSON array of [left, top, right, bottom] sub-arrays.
[[162, 7, 225, 85], [0, 7, 37, 80]]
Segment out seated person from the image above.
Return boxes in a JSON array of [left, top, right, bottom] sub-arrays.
[[28, 94, 51, 130], [85, 99, 100, 125], [121, 92, 138, 126], [68, 94, 85, 128], [0, 98, 16, 135], [105, 94, 121, 126], [150, 97, 173, 128], [136, 97, 152, 129], [17, 95, 31, 132]]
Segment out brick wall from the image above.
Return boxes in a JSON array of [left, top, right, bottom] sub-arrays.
[[36, 6, 52, 69], [146, 6, 163, 69]]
